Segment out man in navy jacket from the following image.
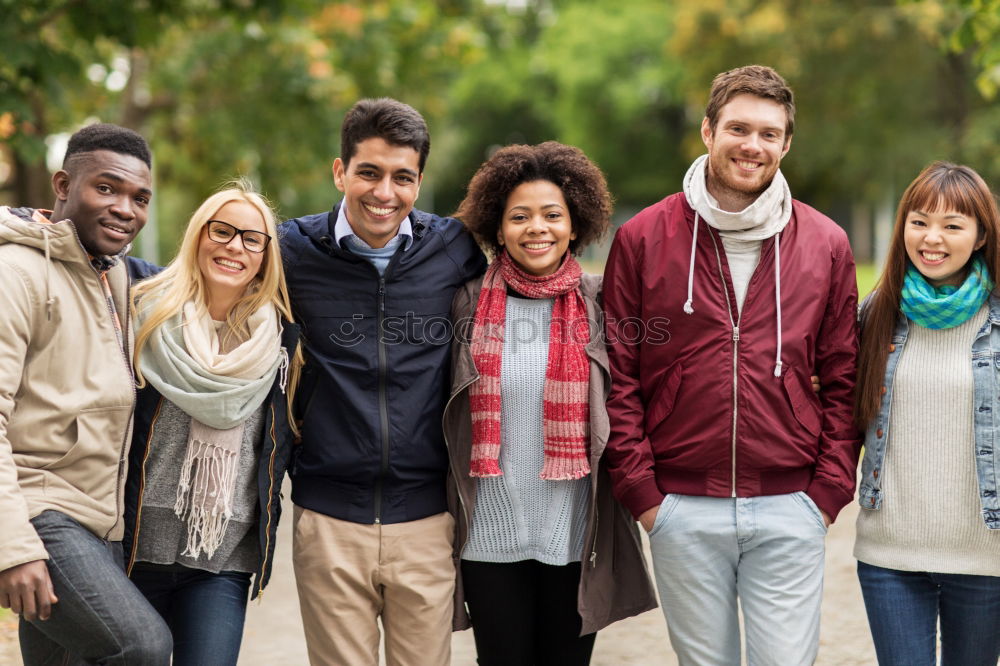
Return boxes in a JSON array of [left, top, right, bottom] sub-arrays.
[[280, 98, 485, 665]]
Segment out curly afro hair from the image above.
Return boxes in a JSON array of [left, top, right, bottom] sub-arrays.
[[455, 141, 612, 258]]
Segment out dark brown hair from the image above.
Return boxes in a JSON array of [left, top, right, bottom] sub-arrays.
[[454, 141, 612, 258], [340, 98, 430, 172], [856, 161, 1000, 427], [705, 65, 795, 139]]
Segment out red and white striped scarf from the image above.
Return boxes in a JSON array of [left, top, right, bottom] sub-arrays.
[[468, 250, 591, 480]]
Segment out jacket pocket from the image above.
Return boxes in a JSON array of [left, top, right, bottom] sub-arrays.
[[644, 362, 682, 434], [782, 368, 821, 437], [42, 406, 129, 496]]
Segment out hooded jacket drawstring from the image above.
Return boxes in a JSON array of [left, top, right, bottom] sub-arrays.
[[41, 226, 55, 321], [772, 233, 783, 377], [681, 214, 784, 377], [683, 213, 699, 315]]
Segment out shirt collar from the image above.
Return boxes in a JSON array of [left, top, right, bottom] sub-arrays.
[[334, 202, 413, 251]]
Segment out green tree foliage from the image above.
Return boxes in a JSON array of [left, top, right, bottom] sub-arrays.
[[0, 1, 298, 199], [902, 0, 1000, 97], [4, 0, 1000, 261]]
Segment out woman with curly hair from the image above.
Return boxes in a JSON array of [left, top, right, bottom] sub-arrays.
[[122, 182, 300, 665], [444, 142, 656, 664]]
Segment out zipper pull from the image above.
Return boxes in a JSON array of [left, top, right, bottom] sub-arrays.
[[733, 325, 740, 342], [590, 551, 597, 568]]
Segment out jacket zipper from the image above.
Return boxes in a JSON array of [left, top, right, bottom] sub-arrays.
[[442, 373, 478, 549], [709, 232, 741, 497], [258, 403, 280, 598], [127, 397, 164, 574], [586, 349, 611, 569], [90, 261, 135, 541], [374, 276, 390, 524], [588, 504, 599, 568]]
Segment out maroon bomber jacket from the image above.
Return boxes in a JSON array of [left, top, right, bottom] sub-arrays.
[[603, 193, 862, 523]]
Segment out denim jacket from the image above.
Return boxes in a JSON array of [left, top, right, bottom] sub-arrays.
[[858, 292, 1000, 529]]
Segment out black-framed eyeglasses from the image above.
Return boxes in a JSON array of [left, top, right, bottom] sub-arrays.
[[205, 220, 272, 254]]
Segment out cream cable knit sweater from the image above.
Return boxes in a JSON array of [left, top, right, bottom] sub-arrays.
[[855, 305, 1000, 575]]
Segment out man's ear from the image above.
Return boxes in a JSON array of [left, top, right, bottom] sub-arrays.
[[52, 170, 71, 201], [332, 158, 346, 192], [781, 134, 793, 158], [700, 117, 713, 151]]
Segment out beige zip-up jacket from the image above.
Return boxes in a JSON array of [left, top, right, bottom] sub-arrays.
[[0, 206, 135, 572]]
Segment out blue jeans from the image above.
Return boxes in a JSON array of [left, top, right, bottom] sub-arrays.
[[857, 561, 1000, 666], [647, 493, 827, 666], [130, 563, 251, 666], [18, 510, 172, 665]]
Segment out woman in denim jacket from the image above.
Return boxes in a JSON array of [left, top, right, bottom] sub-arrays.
[[854, 162, 1000, 665]]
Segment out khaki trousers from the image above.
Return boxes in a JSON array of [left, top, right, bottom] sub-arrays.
[[292, 506, 455, 666]]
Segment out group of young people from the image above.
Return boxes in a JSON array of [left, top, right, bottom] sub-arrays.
[[0, 63, 997, 666]]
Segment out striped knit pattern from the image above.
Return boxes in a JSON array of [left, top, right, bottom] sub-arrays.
[[855, 304, 1000, 575], [462, 296, 590, 565], [468, 251, 591, 480]]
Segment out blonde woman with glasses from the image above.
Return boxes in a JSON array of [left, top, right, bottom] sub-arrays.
[[121, 181, 300, 665]]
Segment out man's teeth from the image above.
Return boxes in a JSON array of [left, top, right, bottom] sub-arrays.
[[523, 242, 553, 249], [364, 203, 394, 216], [104, 223, 128, 233], [215, 258, 244, 270], [922, 252, 946, 261], [736, 160, 760, 170]]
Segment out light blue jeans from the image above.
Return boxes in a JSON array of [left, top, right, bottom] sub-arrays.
[[647, 493, 827, 666]]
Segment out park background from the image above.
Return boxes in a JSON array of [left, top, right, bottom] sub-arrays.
[[2, 0, 999, 663], [4, 0, 1000, 268]]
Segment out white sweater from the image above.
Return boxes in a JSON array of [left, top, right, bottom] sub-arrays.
[[855, 305, 1000, 576]]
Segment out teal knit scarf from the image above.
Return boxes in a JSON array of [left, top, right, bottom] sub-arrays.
[[901, 254, 993, 329]]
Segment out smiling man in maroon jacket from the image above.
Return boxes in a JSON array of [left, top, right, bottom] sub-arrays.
[[603, 65, 861, 665]]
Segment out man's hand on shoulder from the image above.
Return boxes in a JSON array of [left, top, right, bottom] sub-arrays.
[[638, 506, 659, 533], [0, 559, 58, 621]]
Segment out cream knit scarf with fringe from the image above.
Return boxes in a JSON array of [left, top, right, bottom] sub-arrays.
[[139, 300, 284, 558]]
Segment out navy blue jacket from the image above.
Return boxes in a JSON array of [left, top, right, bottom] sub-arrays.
[[122, 257, 299, 599], [280, 204, 486, 525]]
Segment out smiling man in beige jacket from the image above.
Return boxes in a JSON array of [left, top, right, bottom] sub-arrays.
[[0, 123, 171, 665]]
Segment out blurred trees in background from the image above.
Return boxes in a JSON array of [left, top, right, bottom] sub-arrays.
[[2, 0, 999, 262]]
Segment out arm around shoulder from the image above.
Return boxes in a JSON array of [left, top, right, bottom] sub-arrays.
[[439, 215, 488, 283], [806, 238, 863, 522], [601, 225, 665, 520]]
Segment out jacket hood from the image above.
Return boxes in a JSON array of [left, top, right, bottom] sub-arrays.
[[0, 206, 91, 266]]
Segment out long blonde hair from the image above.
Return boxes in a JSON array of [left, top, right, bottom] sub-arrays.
[[132, 179, 303, 432]]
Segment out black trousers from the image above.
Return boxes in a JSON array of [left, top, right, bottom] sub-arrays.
[[461, 559, 597, 666]]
